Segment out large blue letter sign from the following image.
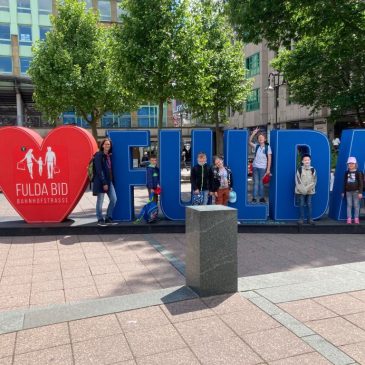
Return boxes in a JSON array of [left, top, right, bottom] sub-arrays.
[[159, 129, 212, 220], [109, 130, 150, 221], [329, 129, 365, 220], [269, 130, 330, 220], [224, 130, 267, 220]]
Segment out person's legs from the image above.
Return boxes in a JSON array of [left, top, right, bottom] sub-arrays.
[[252, 168, 259, 200], [106, 182, 117, 219], [353, 193, 360, 220], [346, 191, 353, 222], [306, 195, 313, 223], [215, 190, 223, 205], [258, 168, 266, 199], [96, 192, 105, 221], [222, 188, 230, 205], [202, 190, 209, 205], [298, 194, 305, 222]]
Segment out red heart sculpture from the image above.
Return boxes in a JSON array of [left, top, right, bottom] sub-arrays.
[[0, 126, 98, 223]]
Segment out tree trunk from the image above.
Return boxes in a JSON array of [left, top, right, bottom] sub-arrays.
[[90, 118, 98, 143], [214, 110, 221, 155], [157, 99, 164, 160]]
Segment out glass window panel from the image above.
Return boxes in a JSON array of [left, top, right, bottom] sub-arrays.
[[39, 26, 51, 40], [62, 112, 76, 125], [17, 0, 31, 13], [116, 1, 124, 21], [19, 25, 32, 45], [0, 23, 10, 44], [20, 57, 32, 74], [246, 52, 260, 78], [246, 88, 260, 112], [0, 56, 12, 73], [38, 0, 52, 14], [0, 0, 9, 11], [98, 0, 111, 21]]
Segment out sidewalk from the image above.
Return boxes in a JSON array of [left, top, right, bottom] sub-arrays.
[[0, 233, 364, 364]]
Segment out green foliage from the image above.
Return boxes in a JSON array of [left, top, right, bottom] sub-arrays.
[[228, 0, 365, 121], [186, 0, 252, 126], [29, 0, 136, 139], [111, 0, 210, 130]]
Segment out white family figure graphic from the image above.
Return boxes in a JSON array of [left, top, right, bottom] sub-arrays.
[[17, 146, 59, 179]]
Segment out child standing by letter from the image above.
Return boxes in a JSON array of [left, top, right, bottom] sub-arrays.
[[295, 154, 317, 224], [190, 152, 210, 205], [342, 157, 363, 224], [146, 154, 160, 203]]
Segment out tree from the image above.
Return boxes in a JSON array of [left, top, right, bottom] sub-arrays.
[[111, 0, 210, 138], [227, 0, 365, 121], [29, 0, 136, 140], [186, 0, 252, 153]]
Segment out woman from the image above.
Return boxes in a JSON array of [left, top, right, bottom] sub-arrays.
[[209, 155, 233, 205], [93, 138, 117, 226]]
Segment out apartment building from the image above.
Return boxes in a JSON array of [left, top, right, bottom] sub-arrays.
[[0, 0, 174, 141], [229, 42, 331, 138]]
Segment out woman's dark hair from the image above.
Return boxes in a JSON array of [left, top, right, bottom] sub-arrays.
[[301, 153, 311, 160], [99, 138, 112, 153]]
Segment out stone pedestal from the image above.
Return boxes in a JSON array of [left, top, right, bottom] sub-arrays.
[[186, 205, 237, 297]]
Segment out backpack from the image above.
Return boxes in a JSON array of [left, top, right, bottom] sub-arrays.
[[135, 194, 159, 223], [255, 143, 269, 158], [298, 166, 315, 176]]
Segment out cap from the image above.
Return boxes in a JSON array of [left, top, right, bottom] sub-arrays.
[[347, 157, 357, 164]]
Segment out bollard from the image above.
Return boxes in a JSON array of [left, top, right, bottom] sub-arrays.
[[186, 205, 238, 297]]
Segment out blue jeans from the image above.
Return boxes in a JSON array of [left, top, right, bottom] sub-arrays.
[[298, 194, 312, 220], [346, 191, 360, 219], [96, 182, 117, 220], [253, 167, 266, 199]]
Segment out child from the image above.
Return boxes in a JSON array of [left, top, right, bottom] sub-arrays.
[[249, 127, 272, 203], [190, 152, 210, 205], [146, 154, 160, 203], [209, 155, 233, 206], [342, 156, 363, 224], [295, 154, 317, 224]]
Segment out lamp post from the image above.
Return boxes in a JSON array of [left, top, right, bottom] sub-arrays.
[[267, 72, 285, 131]]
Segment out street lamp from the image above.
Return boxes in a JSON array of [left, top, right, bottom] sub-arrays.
[[267, 72, 286, 130]]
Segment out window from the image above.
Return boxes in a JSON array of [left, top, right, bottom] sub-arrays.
[[137, 106, 158, 127], [17, 0, 31, 13], [38, 0, 52, 14], [245, 53, 260, 78], [20, 57, 32, 74], [98, 0, 111, 21], [116, 1, 125, 21], [39, 26, 51, 40], [0, 0, 9, 12], [0, 56, 12, 73], [0, 23, 10, 44], [84, 0, 92, 9], [18, 25, 32, 45], [246, 88, 260, 112], [101, 112, 131, 128]]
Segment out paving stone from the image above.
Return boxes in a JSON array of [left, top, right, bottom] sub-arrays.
[[2, 265, 33, 277], [241, 327, 312, 362], [340, 341, 365, 365], [160, 298, 215, 323], [72, 334, 133, 364], [220, 306, 281, 336], [0, 311, 24, 335], [0, 294, 29, 311], [69, 314, 122, 343], [15, 323, 70, 354], [278, 299, 337, 322], [0, 357, 12, 365], [249, 296, 283, 316], [349, 290, 365, 303], [63, 276, 95, 290], [136, 347, 200, 365], [116, 306, 169, 333], [97, 283, 132, 297], [0, 275, 32, 286], [64, 286, 99, 303], [344, 312, 365, 331], [89, 264, 120, 275], [30, 290, 65, 307], [175, 316, 236, 346], [307, 317, 365, 346], [124, 324, 186, 358], [0, 283, 31, 297], [272, 312, 315, 337], [31, 280, 64, 293], [32, 271, 62, 283], [267, 352, 333, 365], [13, 344, 73, 365], [303, 335, 356, 365], [0, 332, 15, 358], [314, 293, 365, 315], [202, 293, 255, 314], [61, 268, 92, 279], [190, 336, 263, 365]]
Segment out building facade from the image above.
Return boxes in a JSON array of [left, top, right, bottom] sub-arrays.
[[0, 0, 174, 141], [229, 42, 331, 138]]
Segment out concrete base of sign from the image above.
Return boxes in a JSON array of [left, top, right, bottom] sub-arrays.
[[185, 205, 238, 297]]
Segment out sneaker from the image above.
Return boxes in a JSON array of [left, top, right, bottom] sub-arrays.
[[347, 218, 352, 224], [308, 219, 315, 225], [105, 217, 118, 225], [251, 198, 257, 203], [298, 219, 304, 224], [97, 219, 107, 227], [259, 198, 266, 203], [354, 218, 360, 224]]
